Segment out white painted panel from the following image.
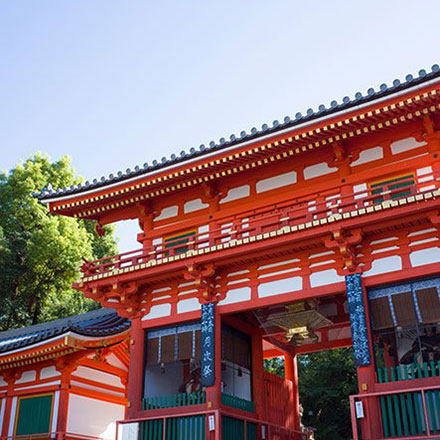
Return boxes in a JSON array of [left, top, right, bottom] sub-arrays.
[[351, 147, 384, 166], [310, 269, 344, 287], [218, 287, 251, 305], [142, 303, 172, 320], [177, 297, 201, 313], [256, 171, 297, 193], [258, 277, 303, 298], [51, 391, 60, 435], [0, 398, 5, 432], [40, 366, 61, 380], [119, 423, 139, 440], [67, 394, 125, 440], [156, 206, 178, 221], [0, 375, 6, 387], [74, 366, 123, 388], [106, 353, 128, 371], [220, 185, 250, 203], [15, 380, 61, 391], [183, 198, 209, 213], [390, 137, 426, 155], [304, 163, 337, 180], [16, 370, 37, 384], [8, 397, 17, 436], [409, 248, 440, 267], [363, 256, 402, 277], [417, 166, 433, 176]]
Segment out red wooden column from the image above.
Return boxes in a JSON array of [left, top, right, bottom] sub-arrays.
[[56, 368, 72, 439], [127, 317, 145, 418], [251, 331, 265, 420], [284, 353, 301, 432], [1, 372, 17, 437]]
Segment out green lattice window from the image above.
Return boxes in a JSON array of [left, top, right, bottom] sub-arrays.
[[164, 230, 196, 255], [15, 394, 53, 435], [371, 174, 415, 203]]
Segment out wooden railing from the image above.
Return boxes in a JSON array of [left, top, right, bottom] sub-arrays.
[[142, 391, 206, 409], [378, 361, 440, 384], [221, 393, 255, 413], [350, 384, 440, 440], [80, 170, 440, 279]]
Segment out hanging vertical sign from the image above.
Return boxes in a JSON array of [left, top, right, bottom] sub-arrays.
[[345, 273, 371, 367], [201, 303, 215, 387]]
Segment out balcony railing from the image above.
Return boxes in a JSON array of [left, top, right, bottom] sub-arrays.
[[142, 391, 206, 410], [80, 170, 440, 281], [221, 393, 255, 412], [378, 361, 440, 384], [350, 384, 440, 440]]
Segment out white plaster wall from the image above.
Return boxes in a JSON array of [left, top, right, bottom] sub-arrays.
[[409, 248, 440, 267], [40, 366, 61, 380], [67, 394, 124, 440], [218, 287, 251, 305], [351, 146, 383, 166], [256, 171, 297, 193], [8, 397, 17, 437], [363, 256, 402, 277], [51, 391, 60, 435], [0, 375, 6, 387], [15, 370, 36, 384], [0, 398, 5, 433], [390, 137, 426, 155], [74, 366, 123, 388], [220, 185, 250, 203], [106, 353, 128, 371], [156, 206, 178, 221], [142, 303, 172, 320], [183, 199, 209, 213], [258, 277, 303, 298], [304, 163, 337, 180], [177, 297, 201, 313], [310, 269, 344, 287]]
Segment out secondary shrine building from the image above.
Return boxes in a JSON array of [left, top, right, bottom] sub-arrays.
[[0, 308, 130, 439], [37, 65, 440, 440]]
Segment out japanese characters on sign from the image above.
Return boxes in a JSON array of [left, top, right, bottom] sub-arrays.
[[201, 303, 215, 386]]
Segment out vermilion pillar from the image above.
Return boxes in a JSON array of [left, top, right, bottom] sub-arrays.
[[284, 353, 301, 432], [126, 318, 144, 418], [251, 331, 265, 420]]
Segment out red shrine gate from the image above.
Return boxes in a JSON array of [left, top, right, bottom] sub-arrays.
[[37, 65, 440, 439]]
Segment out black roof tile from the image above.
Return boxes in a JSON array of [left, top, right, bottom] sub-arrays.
[[34, 64, 440, 201], [0, 308, 130, 354]]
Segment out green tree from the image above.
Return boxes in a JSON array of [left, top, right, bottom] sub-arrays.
[[264, 348, 357, 440], [0, 154, 118, 330]]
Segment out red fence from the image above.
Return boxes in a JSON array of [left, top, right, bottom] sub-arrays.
[[80, 170, 440, 279]]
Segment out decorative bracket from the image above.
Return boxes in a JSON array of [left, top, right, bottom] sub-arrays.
[[325, 228, 363, 273], [184, 263, 217, 302]]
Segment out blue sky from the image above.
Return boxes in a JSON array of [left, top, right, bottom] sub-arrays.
[[1, 0, 439, 252]]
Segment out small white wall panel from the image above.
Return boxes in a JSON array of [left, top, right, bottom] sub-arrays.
[[67, 394, 125, 440]]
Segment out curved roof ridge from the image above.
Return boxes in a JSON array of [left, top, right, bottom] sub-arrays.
[[0, 308, 130, 354], [34, 63, 440, 201]]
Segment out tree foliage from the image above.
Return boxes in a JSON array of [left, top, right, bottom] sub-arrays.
[[264, 348, 357, 440], [0, 154, 118, 330]]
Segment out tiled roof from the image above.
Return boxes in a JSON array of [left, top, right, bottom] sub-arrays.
[[35, 64, 440, 201], [0, 308, 130, 354]]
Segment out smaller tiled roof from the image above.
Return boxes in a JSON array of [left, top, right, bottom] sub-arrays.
[[34, 64, 440, 201], [0, 308, 130, 354]]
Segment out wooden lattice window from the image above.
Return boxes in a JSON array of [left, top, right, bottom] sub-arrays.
[[370, 173, 415, 203], [15, 394, 53, 435], [369, 297, 394, 330], [415, 287, 440, 324], [392, 292, 418, 327]]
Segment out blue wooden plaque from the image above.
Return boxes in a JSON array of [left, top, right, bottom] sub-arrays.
[[345, 273, 371, 367], [201, 303, 215, 387]]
